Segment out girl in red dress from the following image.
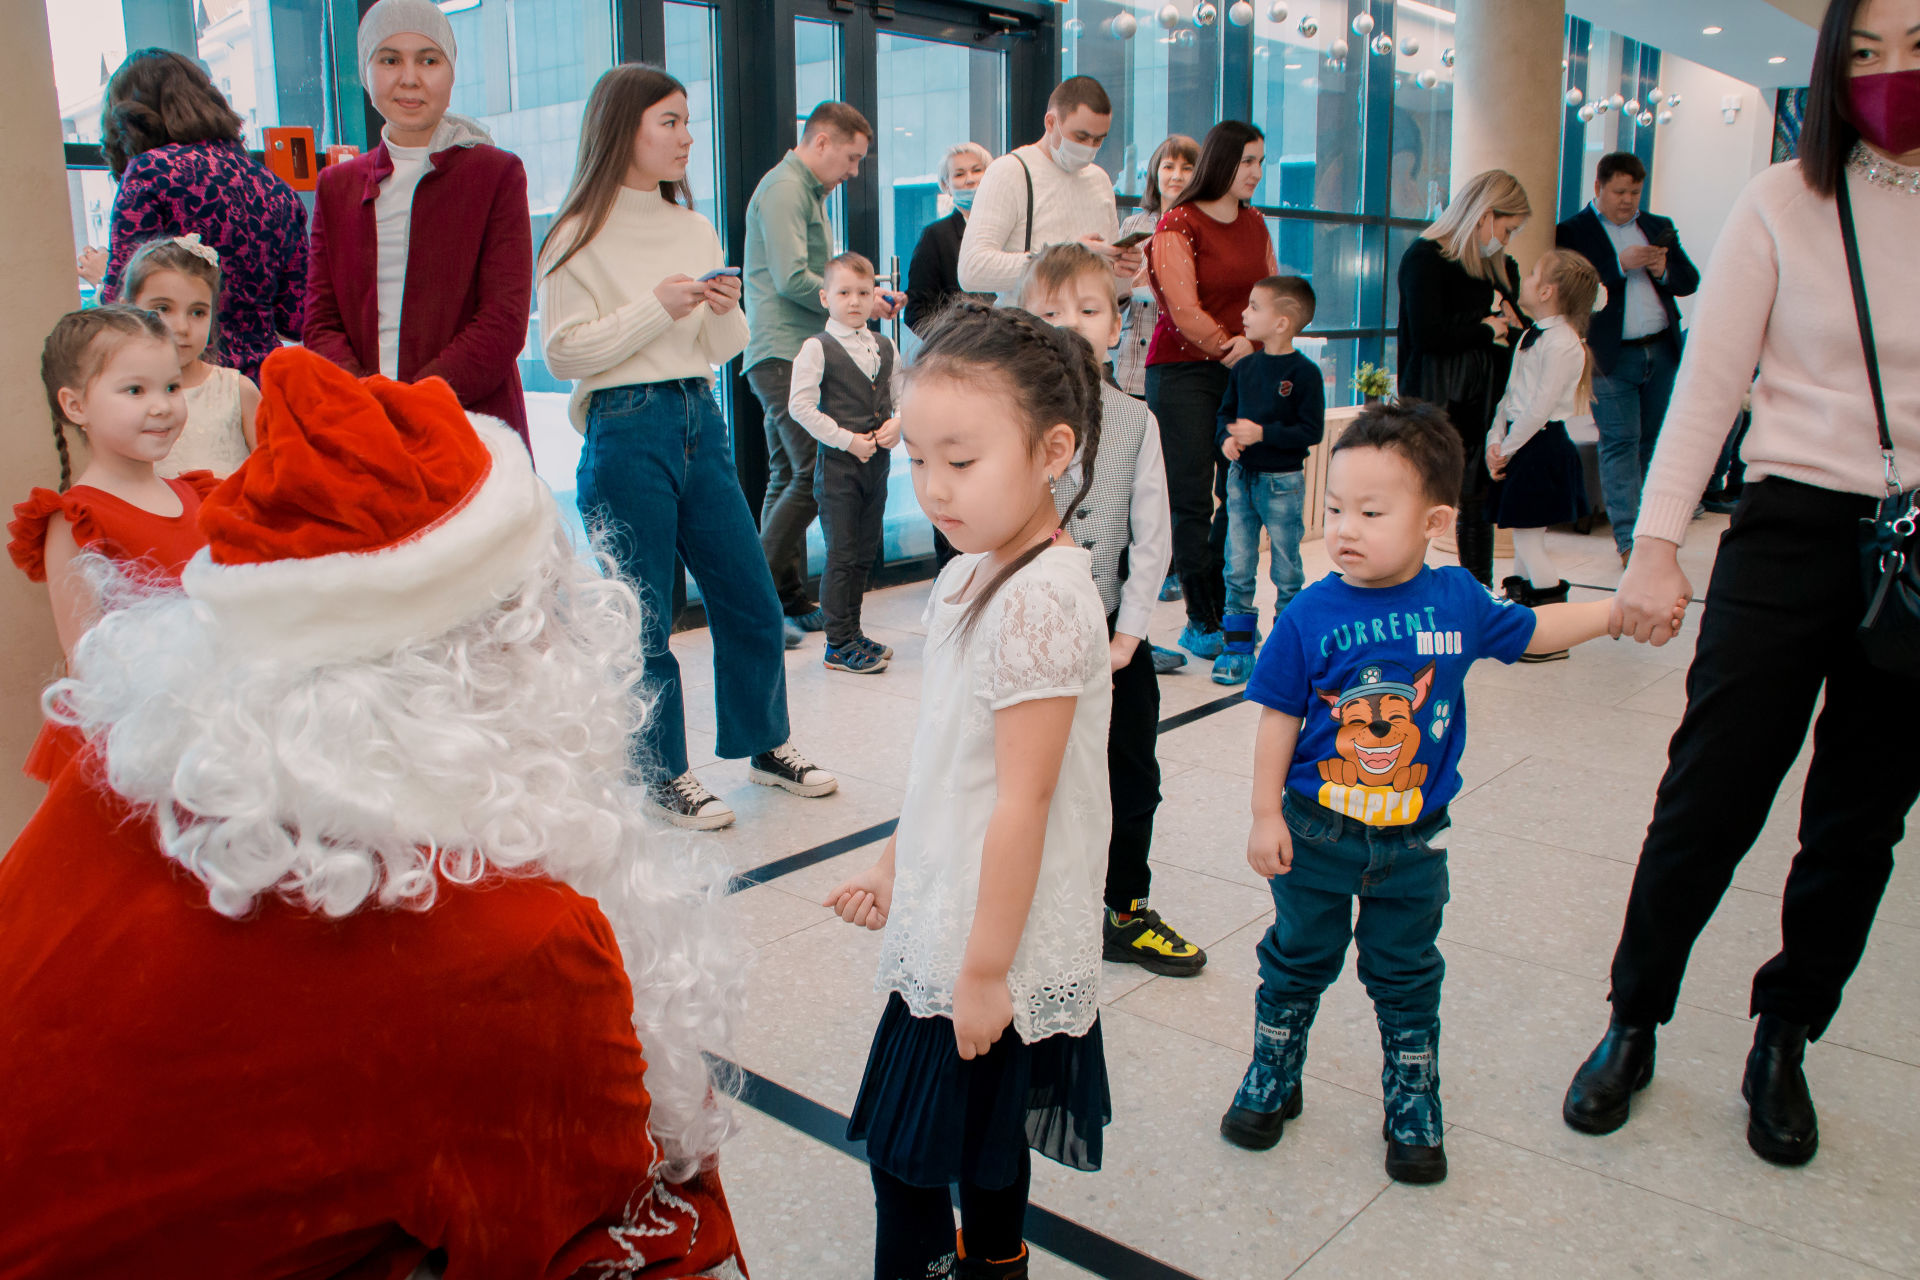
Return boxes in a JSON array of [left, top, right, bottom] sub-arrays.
[[6, 305, 216, 782]]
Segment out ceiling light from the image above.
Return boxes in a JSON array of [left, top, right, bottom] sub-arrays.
[[1768, 55, 1787, 63], [1702, 25, 1723, 35]]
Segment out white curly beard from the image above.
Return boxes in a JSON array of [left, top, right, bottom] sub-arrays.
[[48, 531, 748, 1176]]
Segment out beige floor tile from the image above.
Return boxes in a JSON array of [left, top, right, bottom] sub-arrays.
[[1465, 637, 1675, 711], [730, 882, 838, 948], [734, 917, 891, 1116], [1156, 699, 1263, 778], [1295, 1127, 1891, 1280], [688, 756, 902, 879], [1149, 765, 1266, 891]]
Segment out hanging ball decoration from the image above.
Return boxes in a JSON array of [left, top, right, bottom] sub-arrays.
[[1657, 109, 1674, 125], [1175, 26, 1196, 44], [1112, 10, 1138, 37], [1194, 1, 1218, 26], [1578, 102, 1597, 123], [1298, 15, 1318, 37], [1565, 87, 1584, 107], [1637, 109, 1655, 126], [1229, 0, 1255, 26], [1649, 85, 1664, 105], [1607, 92, 1625, 110], [1267, 1, 1288, 22], [1400, 36, 1419, 56], [1372, 33, 1395, 56], [1440, 46, 1455, 67], [1666, 92, 1682, 108], [1625, 98, 1641, 116], [1415, 68, 1439, 89], [1352, 12, 1374, 36], [1158, 4, 1182, 29], [1328, 37, 1349, 61], [1065, 17, 1085, 36]]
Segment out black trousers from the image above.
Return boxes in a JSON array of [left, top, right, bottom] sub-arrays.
[[1440, 394, 1495, 586], [816, 445, 890, 649], [1106, 622, 1162, 911], [1610, 479, 1919, 1039], [1147, 361, 1231, 631], [871, 1149, 1029, 1280], [747, 358, 821, 616]]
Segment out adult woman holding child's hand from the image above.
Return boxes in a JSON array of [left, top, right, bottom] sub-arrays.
[[1566, 0, 1920, 1172]]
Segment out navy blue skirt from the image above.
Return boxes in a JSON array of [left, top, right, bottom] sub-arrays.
[[1490, 420, 1589, 529], [846, 992, 1111, 1189]]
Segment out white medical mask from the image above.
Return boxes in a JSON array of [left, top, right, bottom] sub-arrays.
[[1480, 235, 1506, 258], [950, 187, 976, 212], [1051, 138, 1100, 173]]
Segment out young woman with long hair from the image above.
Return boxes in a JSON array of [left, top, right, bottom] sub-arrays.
[[539, 63, 838, 832]]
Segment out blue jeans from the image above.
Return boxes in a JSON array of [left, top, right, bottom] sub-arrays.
[[1592, 338, 1682, 554], [577, 379, 791, 781], [1223, 464, 1306, 617], [1256, 791, 1452, 1035]]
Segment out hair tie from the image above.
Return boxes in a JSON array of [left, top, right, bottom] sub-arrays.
[[173, 234, 221, 269]]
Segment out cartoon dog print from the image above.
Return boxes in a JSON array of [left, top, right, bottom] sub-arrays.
[[1314, 661, 1436, 793]]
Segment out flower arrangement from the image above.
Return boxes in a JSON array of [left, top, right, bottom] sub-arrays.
[[1351, 362, 1392, 401]]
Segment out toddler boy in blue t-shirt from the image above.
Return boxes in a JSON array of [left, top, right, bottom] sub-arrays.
[[1218, 401, 1683, 1186]]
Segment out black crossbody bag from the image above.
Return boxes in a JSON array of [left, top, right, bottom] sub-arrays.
[[1841, 176, 1920, 672]]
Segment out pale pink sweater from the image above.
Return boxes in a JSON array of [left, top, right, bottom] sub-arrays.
[[1637, 157, 1920, 545]]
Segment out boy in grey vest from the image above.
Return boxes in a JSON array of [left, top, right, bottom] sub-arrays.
[[788, 252, 905, 673], [1020, 245, 1209, 977]]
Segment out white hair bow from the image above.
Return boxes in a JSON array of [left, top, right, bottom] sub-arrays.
[[173, 234, 221, 269]]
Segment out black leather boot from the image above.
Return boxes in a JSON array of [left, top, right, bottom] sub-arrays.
[[1743, 1015, 1819, 1165], [1563, 1017, 1657, 1134], [1500, 575, 1535, 605]]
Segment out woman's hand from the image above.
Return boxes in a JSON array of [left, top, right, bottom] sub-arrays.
[[655, 274, 710, 320], [1610, 539, 1693, 646], [823, 860, 894, 929], [952, 969, 1014, 1060], [702, 272, 742, 316], [1221, 335, 1256, 368], [1247, 811, 1294, 879], [77, 247, 107, 287]]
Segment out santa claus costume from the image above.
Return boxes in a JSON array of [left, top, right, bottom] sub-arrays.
[[0, 348, 751, 1278]]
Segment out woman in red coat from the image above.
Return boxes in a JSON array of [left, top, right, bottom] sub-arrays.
[[305, 0, 532, 447]]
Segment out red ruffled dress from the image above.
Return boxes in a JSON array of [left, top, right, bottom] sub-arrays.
[[5, 473, 217, 782]]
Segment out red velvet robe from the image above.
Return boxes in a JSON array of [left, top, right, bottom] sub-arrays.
[[0, 764, 746, 1279]]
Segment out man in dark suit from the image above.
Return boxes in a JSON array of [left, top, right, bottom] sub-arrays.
[[1556, 151, 1700, 563]]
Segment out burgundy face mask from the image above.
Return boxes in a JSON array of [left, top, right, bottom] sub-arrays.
[[1849, 69, 1920, 157]]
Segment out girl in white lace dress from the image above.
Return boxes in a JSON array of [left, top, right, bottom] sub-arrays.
[[123, 235, 259, 478], [826, 303, 1114, 1280]]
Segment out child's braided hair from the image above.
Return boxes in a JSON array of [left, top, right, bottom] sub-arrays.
[[905, 300, 1103, 638], [41, 304, 173, 491]]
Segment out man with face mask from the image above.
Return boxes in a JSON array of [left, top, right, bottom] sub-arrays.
[[957, 76, 1140, 305], [1555, 152, 1700, 564]]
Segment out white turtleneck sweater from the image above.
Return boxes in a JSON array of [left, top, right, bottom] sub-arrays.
[[538, 185, 749, 432], [1637, 155, 1920, 544]]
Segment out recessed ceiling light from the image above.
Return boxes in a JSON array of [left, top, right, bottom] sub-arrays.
[[1702, 25, 1723, 35], [1769, 55, 1787, 63]]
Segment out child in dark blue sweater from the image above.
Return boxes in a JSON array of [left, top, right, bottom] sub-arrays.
[[1212, 276, 1326, 685]]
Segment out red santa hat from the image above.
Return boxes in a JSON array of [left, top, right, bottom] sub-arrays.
[[182, 347, 556, 666]]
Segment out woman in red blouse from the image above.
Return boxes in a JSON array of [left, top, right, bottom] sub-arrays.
[[1145, 120, 1279, 657]]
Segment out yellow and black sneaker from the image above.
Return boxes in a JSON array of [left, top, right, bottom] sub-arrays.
[[1103, 906, 1207, 976]]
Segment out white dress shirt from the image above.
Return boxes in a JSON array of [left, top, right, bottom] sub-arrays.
[[956, 142, 1121, 304], [787, 319, 905, 451], [374, 139, 433, 379], [1489, 316, 1589, 458], [1594, 203, 1669, 341]]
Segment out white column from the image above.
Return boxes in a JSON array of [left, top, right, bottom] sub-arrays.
[[1452, 0, 1568, 269], [0, 0, 84, 843]]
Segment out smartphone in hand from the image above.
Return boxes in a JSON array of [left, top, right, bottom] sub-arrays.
[[697, 266, 742, 282], [1111, 229, 1151, 250]]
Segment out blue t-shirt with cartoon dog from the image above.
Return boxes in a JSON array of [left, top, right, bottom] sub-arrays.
[[1246, 566, 1537, 826]]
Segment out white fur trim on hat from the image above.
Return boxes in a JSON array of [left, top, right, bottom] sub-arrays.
[[359, 0, 458, 70], [182, 417, 555, 667]]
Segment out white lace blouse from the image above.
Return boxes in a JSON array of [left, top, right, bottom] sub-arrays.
[[159, 365, 251, 479], [876, 546, 1114, 1043]]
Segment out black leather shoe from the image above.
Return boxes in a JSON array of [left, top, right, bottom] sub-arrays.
[[1563, 1017, 1657, 1134], [1220, 1083, 1303, 1151], [1743, 1015, 1818, 1166], [1381, 1120, 1448, 1184]]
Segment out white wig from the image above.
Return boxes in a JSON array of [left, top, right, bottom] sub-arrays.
[[48, 532, 747, 1176]]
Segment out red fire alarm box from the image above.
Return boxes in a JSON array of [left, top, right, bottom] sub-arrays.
[[263, 127, 318, 190]]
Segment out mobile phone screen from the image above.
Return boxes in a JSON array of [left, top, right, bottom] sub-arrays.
[[1112, 230, 1151, 250], [697, 267, 742, 282]]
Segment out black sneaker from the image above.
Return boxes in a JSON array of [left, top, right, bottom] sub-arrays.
[[790, 607, 827, 632], [646, 772, 735, 830], [748, 742, 839, 797], [1103, 907, 1207, 976]]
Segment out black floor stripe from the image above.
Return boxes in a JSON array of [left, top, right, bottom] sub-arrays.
[[727, 819, 897, 894], [1155, 690, 1246, 734], [726, 1061, 1204, 1280]]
